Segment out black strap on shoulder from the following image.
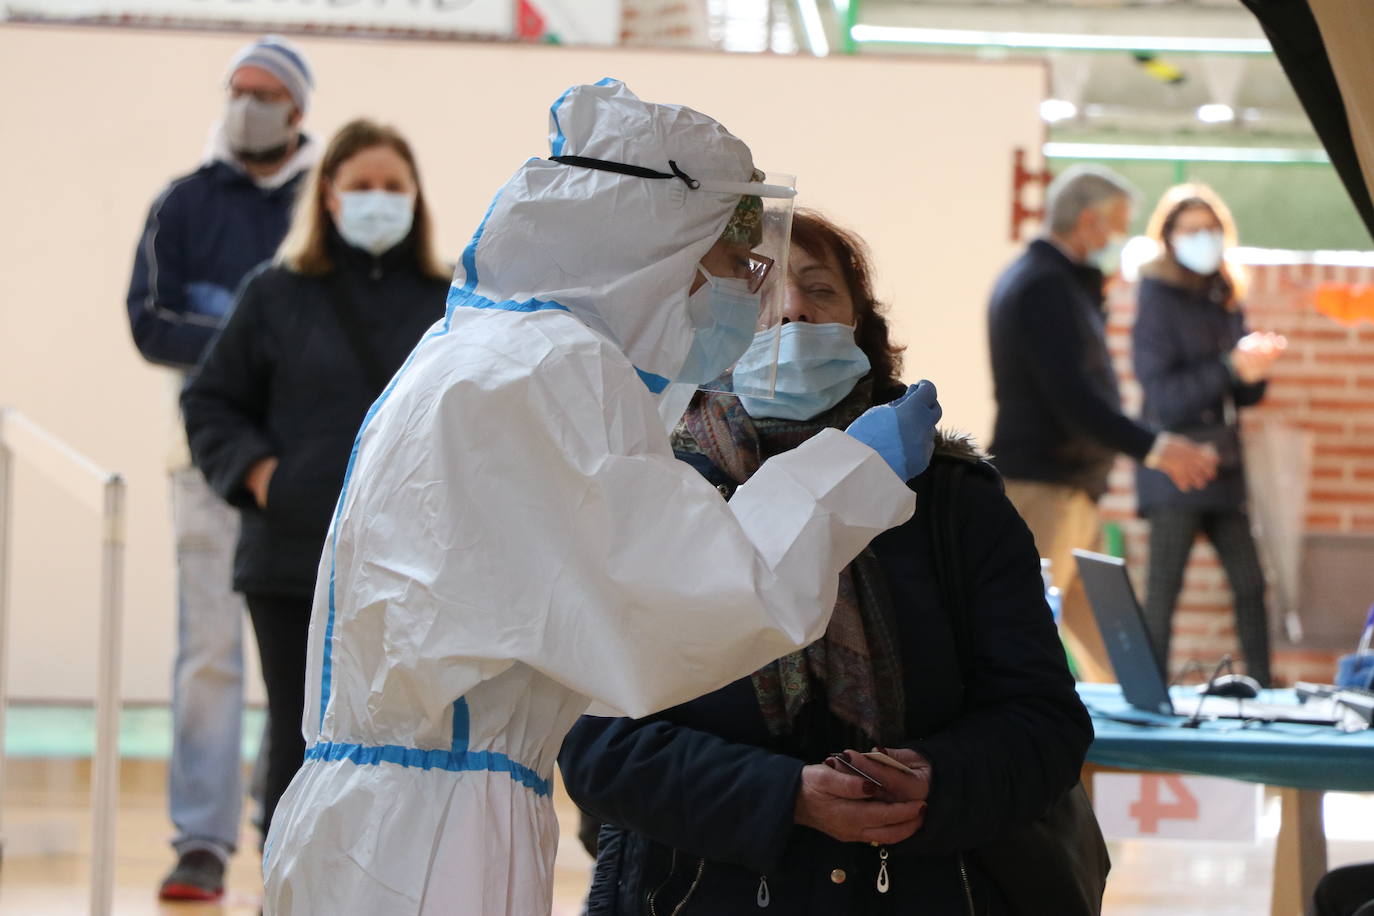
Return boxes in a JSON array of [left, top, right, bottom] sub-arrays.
[[323, 270, 391, 396], [549, 155, 700, 189], [926, 459, 975, 686]]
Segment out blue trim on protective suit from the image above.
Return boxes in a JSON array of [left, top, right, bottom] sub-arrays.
[[459, 190, 503, 294], [636, 368, 670, 393], [446, 289, 669, 391], [549, 78, 618, 159], [302, 741, 553, 797], [548, 84, 578, 158], [451, 697, 470, 753], [446, 285, 570, 314]]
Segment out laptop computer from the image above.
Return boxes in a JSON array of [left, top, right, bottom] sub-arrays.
[[1073, 549, 1342, 725]]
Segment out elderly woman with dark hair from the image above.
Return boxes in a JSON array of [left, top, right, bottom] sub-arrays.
[[560, 210, 1098, 915]]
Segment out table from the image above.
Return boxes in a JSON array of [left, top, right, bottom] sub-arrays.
[[1077, 683, 1374, 916]]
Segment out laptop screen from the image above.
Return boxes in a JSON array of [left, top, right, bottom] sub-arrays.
[[1073, 549, 1175, 715]]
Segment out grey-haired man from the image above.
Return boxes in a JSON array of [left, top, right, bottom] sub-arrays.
[[987, 165, 1217, 682]]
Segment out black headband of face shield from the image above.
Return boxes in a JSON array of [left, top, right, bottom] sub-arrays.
[[549, 155, 701, 190]]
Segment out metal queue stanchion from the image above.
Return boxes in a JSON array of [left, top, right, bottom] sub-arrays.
[[0, 408, 126, 916]]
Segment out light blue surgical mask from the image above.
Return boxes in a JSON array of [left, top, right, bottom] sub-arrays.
[[1088, 234, 1126, 275], [734, 321, 871, 420], [1172, 229, 1225, 275], [336, 190, 415, 256], [675, 265, 761, 385]]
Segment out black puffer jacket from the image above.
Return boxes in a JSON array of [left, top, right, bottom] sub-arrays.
[[182, 232, 448, 597], [559, 434, 1093, 915]]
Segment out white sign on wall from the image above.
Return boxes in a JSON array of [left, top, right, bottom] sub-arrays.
[[5, 0, 515, 35], [1093, 772, 1262, 842]]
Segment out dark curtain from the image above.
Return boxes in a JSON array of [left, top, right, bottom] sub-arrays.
[[1242, 0, 1374, 242]]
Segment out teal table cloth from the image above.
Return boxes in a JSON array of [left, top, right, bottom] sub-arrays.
[[1077, 682, 1374, 791]]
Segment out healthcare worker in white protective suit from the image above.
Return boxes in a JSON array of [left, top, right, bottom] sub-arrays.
[[263, 79, 942, 915]]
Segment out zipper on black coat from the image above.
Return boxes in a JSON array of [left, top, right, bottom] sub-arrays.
[[647, 849, 705, 916], [958, 854, 976, 916]]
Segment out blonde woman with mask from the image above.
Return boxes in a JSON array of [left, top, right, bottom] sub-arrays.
[[1133, 183, 1285, 685]]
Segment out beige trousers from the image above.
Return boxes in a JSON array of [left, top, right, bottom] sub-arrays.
[[1003, 480, 1115, 683]]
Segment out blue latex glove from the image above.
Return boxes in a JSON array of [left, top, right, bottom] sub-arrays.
[[185, 282, 236, 321], [844, 380, 942, 481]]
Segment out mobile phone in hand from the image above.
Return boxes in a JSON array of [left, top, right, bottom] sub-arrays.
[[826, 753, 885, 789], [861, 750, 920, 777]]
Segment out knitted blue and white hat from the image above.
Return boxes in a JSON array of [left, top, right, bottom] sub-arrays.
[[226, 35, 314, 113]]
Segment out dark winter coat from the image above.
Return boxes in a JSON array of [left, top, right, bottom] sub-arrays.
[[988, 240, 1156, 499], [1132, 267, 1268, 514], [559, 435, 1094, 916], [181, 232, 448, 597], [127, 155, 310, 370]]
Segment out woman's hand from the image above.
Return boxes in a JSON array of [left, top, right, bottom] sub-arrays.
[[245, 456, 279, 509], [845, 747, 933, 805], [794, 762, 927, 845], [1232, 331, 1287, 384]]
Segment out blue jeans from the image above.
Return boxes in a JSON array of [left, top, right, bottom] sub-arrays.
[[169, 468, 250, 858]]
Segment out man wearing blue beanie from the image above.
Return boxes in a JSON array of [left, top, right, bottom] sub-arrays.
[[124, 34, 317, 903]]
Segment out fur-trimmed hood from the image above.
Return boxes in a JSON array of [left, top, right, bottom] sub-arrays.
[[1139, 255, 1238, 309], [933, 429, 987, 463]]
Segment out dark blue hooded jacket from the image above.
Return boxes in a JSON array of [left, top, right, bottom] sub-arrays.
[[126, 152, 310, 370]]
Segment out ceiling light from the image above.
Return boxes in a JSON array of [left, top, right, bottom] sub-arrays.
[[1040, 98, 1078, 123], [799, 0, 829, 57], [849, 25, 1271, 55], [1196, 103, 1235, 123]]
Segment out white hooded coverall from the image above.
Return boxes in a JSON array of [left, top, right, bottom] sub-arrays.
[[262, 80, 916, 915]]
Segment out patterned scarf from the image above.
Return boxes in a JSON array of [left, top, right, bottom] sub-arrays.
[[672, 380, 907, 750]]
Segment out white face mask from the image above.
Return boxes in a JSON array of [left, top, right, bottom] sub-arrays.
[[1088, 234, 1127, 275], [335, 191, 416, 256], [1172, 229, 1226, 275], [225, 96, 295, 156]]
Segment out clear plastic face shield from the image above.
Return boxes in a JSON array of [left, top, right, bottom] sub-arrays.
[[693, 172, 796, 400]]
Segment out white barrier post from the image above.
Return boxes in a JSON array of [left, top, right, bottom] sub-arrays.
[[0, 409, 125, 910], [89, 474, 125, 916]]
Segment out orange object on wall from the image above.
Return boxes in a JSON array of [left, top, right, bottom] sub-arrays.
[[1314, 282, 1374, 325]]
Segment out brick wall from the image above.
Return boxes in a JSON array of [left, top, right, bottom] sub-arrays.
[[1101, 259, 1374, 685]]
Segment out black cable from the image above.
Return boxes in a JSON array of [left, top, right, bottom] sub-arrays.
[[1182, 655, 1236, 728], [1168, 657, 1211, 691]]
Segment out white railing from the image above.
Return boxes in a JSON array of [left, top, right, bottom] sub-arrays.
[[0, 408, 125, 916]]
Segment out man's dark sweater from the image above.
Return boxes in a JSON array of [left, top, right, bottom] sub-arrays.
[[988, 239, 1156, 499]]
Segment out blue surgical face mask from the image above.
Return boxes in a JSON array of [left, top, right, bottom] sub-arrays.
[[675, 265, 761, 385], [1172, 229, 1225, 275], [734, 321, 871, 420], [336, 190, 415, 256]]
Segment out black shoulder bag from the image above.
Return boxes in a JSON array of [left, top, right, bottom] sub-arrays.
[[925, 459, 1111, 916]]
